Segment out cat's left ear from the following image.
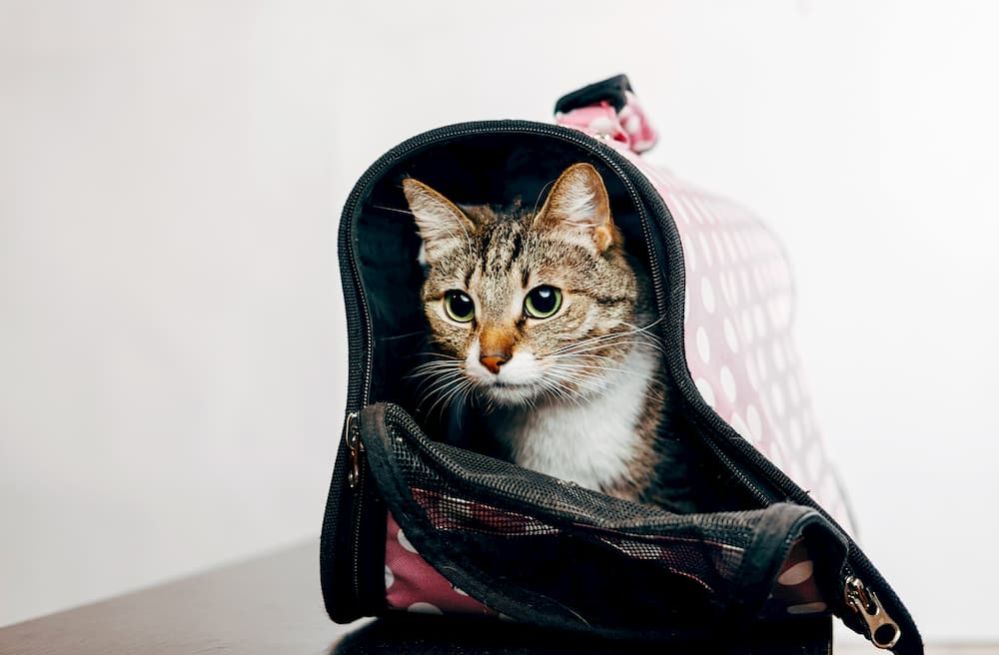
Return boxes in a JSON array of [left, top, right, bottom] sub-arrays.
[[402, 178, 476, 266], [534, 163, 621, 253]]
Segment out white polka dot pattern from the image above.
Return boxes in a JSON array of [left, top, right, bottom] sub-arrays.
[[761, 538, 828, 619], [777, 560, 814, 586], [651, 166, 851, 531], [557, 101, 852, 532], [406, 602, 443, 615], [397, 528, 417, 553], [384, 514, 496, 616]]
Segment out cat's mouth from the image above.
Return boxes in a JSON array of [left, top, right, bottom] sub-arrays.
[[491, 380, 533, 389], [475, 378, 541, 406]]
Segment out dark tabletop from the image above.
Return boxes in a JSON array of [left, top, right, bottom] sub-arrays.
[[0, 540, 927, 654]]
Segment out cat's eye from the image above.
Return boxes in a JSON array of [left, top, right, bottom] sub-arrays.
[[524, 285, 562, 319], [443, 290, 475, 323]]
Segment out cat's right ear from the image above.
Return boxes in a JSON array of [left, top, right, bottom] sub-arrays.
[[533, 163, 620, 253], [402, 178, 475, 265]]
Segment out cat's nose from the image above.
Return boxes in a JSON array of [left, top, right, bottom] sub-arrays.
[[479, 354, 509, 375]]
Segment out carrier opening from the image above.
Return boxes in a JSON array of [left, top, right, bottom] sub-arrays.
[[353, 133, 650, 405], [346, 130, 757, 513]]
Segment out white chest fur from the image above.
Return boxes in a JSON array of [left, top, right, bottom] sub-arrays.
[[492, 343, 659, 492]]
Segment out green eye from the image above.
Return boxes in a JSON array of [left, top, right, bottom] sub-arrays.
[[443, 290, 475, 323], [524, 285, 562, 319]]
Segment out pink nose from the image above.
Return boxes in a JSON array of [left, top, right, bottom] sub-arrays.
[[479, 354, 509, 374]]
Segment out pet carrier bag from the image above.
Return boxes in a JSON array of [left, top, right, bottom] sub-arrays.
[[319, 75, 921, 654]]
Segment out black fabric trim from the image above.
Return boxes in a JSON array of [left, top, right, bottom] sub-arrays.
[[726, 506, 848, 626], [355, 463, 388, 614], [333, 613, 834, 655], [319, 430, 357, 622], [554, 74, 633, 114]]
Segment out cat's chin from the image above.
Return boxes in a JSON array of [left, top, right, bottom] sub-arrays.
[[476, 382, 541, 407]]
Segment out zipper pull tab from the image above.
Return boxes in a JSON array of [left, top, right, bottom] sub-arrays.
[[844, 575, 901, 649], [343, 411, 362, 488]]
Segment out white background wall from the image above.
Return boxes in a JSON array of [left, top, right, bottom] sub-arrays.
[[2, 0, 996, 644]]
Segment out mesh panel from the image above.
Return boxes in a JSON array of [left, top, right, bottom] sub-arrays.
[[412, 487, 560, 536], [409, 485, 744, 596], [385, 422, 758, 628], [392, 422, 760, 537], [371, 408, 837, 633]]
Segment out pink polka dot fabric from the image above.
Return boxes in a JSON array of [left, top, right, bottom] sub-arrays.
[[385, 513, 496, 617], [381, 92, 849, 622], [761, 538, 829, 619], [557, 97, 852, 532]]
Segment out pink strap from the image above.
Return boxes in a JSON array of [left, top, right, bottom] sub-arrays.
[[554, 90, 659, 155]]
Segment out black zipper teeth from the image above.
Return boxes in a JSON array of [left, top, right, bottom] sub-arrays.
[[350, 470, 365, 601], [347, 419, 365, 603], [337, 120, 903, 639]]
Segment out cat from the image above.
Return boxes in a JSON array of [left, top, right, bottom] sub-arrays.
[[402, 163, 695, 511]]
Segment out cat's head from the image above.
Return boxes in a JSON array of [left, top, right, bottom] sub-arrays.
[[403, 163, 646, 408]]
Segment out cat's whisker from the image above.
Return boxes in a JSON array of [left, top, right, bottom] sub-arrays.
[[415, 382, 461, 412], [546, 339, 647, 359], [547, 330, 629, 351], [418, 368, 463, 394], [531, 179, 556, 217], [570, 321, 663, 348], [457, 383, 476, 413], [541, 368, 597, 407], [547, 330, 664, 358], [421, 375, 470, 418], [546, 363, 632, 376], [372, 204, 416, 216], [547, 379, 586, 407], [545, 329, 649, 356], [624, 316, 665, 331], [549, 359, 622, 388], [545, 353, 632, 369], [435, 379, 473, 417], [546, 384, 587, 408], [408, 362, 461, 378], [408, 371, 457, 392]]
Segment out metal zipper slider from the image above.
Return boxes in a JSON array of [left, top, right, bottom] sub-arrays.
[[343, 411, 363, 488], [844, 575, 901, 649]]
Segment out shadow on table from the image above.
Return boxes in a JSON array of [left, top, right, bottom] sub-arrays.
[[330, 614, 832, 655]]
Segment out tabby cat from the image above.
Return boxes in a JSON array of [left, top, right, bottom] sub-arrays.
[[403, 163, 694, 510]]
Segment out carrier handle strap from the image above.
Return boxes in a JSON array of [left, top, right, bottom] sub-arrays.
[[553, 74, 659, 154]]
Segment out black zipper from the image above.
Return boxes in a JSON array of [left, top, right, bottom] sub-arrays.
[[334, 119, 915, 652], [342, 411, 364, 602]]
